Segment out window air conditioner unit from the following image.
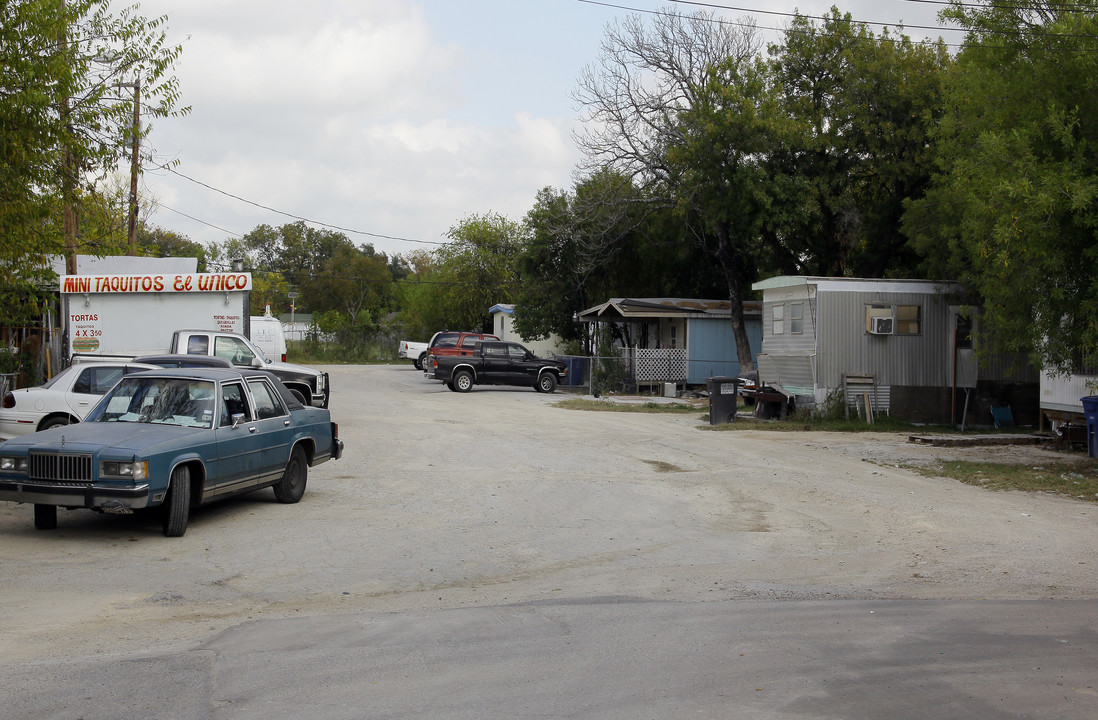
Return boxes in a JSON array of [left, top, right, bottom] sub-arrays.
[[869, 316, 894, 335]]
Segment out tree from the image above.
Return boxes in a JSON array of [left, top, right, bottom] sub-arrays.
[[138, 227, 210, 271], [430, 213, 525, 332], [904, 0, 1098, 372], [771, 10, 951, 277], [0, 0, 186, 325], [574, 8, 762, 368]]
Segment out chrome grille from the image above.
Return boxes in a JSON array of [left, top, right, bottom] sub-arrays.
[[30, 452, 93, 483]]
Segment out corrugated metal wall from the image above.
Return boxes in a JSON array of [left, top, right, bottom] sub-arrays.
[[815, 290, 953, 387]]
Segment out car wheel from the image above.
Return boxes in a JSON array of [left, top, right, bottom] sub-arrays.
[[453, 370, 474, 393], [415, 353, 426, 371], [274, 445, 308, 503], [162, 465, 191, 537], [39, 416, 71, 431], [536, 373, 558, 393], [34, 504, 57, 530], [290, 388, 307, 405]]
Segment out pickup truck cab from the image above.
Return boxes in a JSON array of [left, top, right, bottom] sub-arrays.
[[172, 330, 329, 408], [431, 341, 568, 393]]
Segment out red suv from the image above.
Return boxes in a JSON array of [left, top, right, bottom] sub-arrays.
[[423, 331, 500, 376]]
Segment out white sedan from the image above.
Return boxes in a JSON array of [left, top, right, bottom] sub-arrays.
[[0, 360, 157, 440]]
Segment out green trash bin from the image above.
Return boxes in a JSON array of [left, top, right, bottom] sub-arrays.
[[706, 376, 739, 425]]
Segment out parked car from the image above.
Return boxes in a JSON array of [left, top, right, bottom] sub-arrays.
[[422, 331, 500, 379], [0, 360, 159, 440], [0, 367, 343, 536], [431, 341, 568, 393]]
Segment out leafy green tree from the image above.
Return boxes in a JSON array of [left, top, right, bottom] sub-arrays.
[[516, 172, 726, 346], [303, 242, 392, 321], [904, 1, 1098, 371], [137, 227, 210, 271], [394, 249, 448, 341], [769, 9, 951, 277], [431, 212, 525, 332], [667, 52, 802, 361], [1, 0, 186, 324]]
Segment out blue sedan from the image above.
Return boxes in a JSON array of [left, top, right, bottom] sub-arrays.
[[0, 367, 343, 536]]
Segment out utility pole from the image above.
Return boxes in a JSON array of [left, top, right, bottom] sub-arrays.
[[59, 0, 78, 275], [126, 77, 141, 255]]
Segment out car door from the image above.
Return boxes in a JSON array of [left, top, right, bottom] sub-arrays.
[[65, 365, 124, 418], [506, 343, 538, 386], [480, 344, 510, 383], [210, 380, 288, 498]]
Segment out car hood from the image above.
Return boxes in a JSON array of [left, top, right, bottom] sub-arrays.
[[0, 421, 201, 455], [265, 359, 320, 376]]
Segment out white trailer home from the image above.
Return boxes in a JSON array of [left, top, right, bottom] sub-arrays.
[[751, 276, 1039, 425]]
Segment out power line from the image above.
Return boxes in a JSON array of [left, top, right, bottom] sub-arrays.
[[666, 0, 966, 34], [166, 167, 445, 247]]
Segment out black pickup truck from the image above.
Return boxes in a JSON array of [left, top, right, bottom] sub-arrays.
[[430, 341, 568, 393]]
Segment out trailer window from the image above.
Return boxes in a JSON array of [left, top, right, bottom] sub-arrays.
[[896, 305, 921, 335], [790, 303, 804, 334], [772, 304, 785, 335]]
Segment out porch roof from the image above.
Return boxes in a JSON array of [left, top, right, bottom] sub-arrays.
[[576, 298, 760, 323]]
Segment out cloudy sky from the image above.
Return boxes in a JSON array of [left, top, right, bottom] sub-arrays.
[[126, 0, 961, 262]]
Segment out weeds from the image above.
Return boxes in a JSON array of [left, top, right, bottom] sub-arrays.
[[916, 460, 1098, 502]]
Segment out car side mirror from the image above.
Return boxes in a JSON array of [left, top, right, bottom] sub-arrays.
[[231, 412, 245, 428], [250, 357, 263, 368]]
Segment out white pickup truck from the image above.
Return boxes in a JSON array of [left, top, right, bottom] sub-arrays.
[[398, 340, 429, 370]]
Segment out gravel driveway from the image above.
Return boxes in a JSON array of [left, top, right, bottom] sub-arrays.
[[1, 364, 1095, 717]]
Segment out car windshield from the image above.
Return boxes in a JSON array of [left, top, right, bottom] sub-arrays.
[[86, 377, 217, 429]]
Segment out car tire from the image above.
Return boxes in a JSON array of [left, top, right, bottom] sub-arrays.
[[415, 353, 426, 371], [162, 465, 191, 537], [445, 381, 456, 392], [39, 416, 71, 431], [34, 504, 57, 530], [536, 373, 558, 393], [453, 370, 474, 393], [273, 445, 308, 504]]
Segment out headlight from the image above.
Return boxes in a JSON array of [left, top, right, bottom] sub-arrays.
[[0, 456, 28, 473], [317, 375, 326, 392], [100, 460, 149, 480]]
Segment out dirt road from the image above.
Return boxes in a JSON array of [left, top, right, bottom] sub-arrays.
[[1, 363, 1095, 667]]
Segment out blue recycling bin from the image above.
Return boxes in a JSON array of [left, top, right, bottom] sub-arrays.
[[1082, 396, 1098, 458]]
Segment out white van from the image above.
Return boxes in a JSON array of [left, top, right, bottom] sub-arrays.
[[250, 312, 288, 363]]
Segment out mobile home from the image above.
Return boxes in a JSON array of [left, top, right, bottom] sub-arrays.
[[752, 276, 1038, 425]]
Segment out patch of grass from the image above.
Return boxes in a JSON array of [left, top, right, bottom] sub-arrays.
[[553, 398, 703, 414], [917, 460, 1098, 502]]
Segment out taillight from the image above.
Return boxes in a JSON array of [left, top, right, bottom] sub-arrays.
[[2, 392, 14, 409], [331, 422, 339, 438]]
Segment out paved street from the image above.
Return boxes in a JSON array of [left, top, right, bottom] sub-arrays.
[[1, 364, 1095, 719]]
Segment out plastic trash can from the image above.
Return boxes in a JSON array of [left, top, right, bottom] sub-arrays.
[[1082, 396, 1098, 458], [706, 376, 739, 425]]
